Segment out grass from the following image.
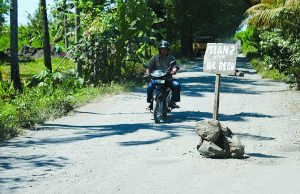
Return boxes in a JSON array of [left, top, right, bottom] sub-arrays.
[[0, 57, 75, 81], [0, 57, 140, 142], [250, 58, 286, 81], [0, 83, 130, 142]]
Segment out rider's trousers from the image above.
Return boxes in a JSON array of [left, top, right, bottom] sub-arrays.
[[147, 79, 181, 103]]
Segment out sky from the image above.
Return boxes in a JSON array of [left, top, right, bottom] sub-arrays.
[[11, 0, 55, 25]]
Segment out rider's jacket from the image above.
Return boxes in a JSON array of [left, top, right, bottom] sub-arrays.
[[147, 54, 177, 79]]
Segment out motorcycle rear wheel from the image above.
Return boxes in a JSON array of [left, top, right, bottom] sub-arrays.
[[153, 98, 163, 123]]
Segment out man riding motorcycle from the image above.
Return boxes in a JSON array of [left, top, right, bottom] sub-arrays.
[[145, 40, 181, 110]]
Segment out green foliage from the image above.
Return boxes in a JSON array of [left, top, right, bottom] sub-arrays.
[[0, 102, 19, 140], [0, 81, 78, 138], [0, 51, 141, 141], [0, 0, 9, 32], [162, 0, 252, 56], [0, 78, 131, 141], [243, 1, 300, 89], [250, 58, 286, 80], [257, 31, 300, 89], [0, 58, 76, 81], [72, 0, 156, 84], [50, 0, 75, 46], [246, 0, 300, 36], [31, 68, 84, 93], [234, 27, 259, 55], [0, 66, 83, 132], [0, 26, 9, 51], [259, 31, 290, 71], [0, 81, 15, 100], [0, 26, 38, 51], [71, 14, 116, 84], [22, 8, 44, 47]]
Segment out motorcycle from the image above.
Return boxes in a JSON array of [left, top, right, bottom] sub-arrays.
[[146, 61, 178, 123]]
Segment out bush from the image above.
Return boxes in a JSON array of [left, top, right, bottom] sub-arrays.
[[0, 69, 82, 140], [250, 58, 286, 80], [0, 72, 133, 142], [258, 31, 300, 89]]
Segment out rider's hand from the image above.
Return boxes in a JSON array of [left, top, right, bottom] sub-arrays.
[[170, 67, 177, 75], [145, 68, 150, 76]]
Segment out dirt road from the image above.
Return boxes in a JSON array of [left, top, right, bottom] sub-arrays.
[[1, 58, 300, 194]]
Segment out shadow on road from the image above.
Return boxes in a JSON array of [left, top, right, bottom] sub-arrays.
[[0, 123, 191, 149], [167, 111, 273, 123], [1, 109, 273, 149], [235, 132, 275, 141], [0, 154, 68, 190], [247, 153, 284, 158], [0, 155, 67, 170]]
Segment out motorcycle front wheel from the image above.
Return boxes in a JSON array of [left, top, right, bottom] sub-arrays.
[[153, 98, 163, 123]]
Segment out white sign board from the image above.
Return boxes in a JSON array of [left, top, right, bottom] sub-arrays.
[[203, 43, 237, 75]]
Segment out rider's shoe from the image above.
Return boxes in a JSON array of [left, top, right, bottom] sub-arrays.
[[147, 103, 153, 110], [169, 101, 180, 109]]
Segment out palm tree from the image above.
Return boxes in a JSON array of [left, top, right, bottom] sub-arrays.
[[40, 0, 52, 72], [246, 0, 300, 35], [74, 0, 82, 76], [26, 9, 43, 47], [63, 0, 69, 49], [10, 0, 22, 92]]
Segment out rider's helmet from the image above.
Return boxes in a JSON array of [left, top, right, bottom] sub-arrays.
[[158, 40, 170, 54]]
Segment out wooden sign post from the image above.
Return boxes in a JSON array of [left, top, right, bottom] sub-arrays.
[[203, 43, 237, 120], [213, 74, 221, 120]]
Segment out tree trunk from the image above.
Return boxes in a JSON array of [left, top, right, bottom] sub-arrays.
[[180, 22, 194, 58], [63, 0, 68, 49], [10, 0, 22, 92], [75, 1, 82, 76], [175, 0, 194, 58], [40, 0, 52, 73]]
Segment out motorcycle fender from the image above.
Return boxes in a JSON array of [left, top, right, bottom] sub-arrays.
[[153, 89, 162, 100]]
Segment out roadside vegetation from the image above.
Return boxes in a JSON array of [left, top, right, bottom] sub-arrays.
[[0, 57, 139, 141], [234, 0, 300, 89]]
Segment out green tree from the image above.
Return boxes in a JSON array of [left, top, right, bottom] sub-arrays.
[[246, 0, 300, 36], [40, 0, 52, 72], [166, 0, 250, 57], [0, 0, 9, 32], [22, 8, 43, 47], [73, 0, 156, 83], [9, 0, 22, 92], [51, 0, 74, 48], [171, 0, 195, 57], [112, 0, 157, 78], [245, 0, 300, 89]]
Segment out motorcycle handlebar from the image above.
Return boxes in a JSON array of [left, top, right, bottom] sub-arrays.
[[143, 60, 178, 77]]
